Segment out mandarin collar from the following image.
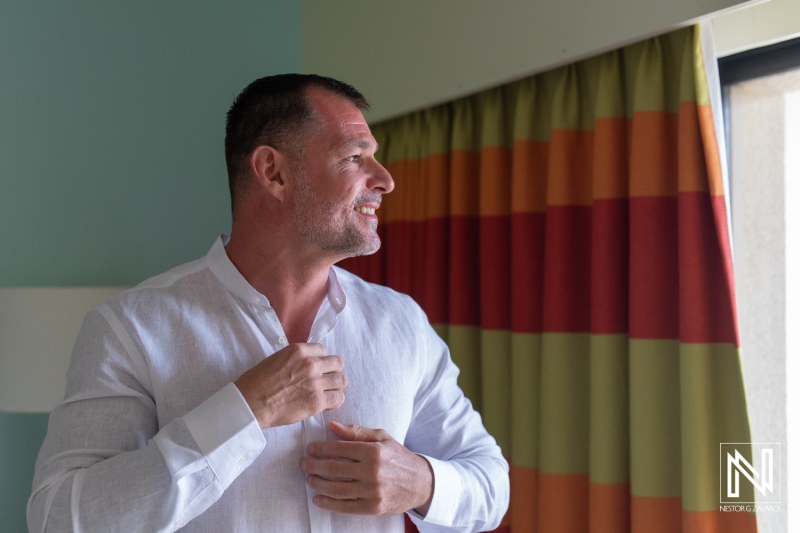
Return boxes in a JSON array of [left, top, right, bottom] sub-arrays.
[[206, 234, 348, 314]]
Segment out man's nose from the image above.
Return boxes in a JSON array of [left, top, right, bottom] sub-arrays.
[[369, 160, 395, 195]]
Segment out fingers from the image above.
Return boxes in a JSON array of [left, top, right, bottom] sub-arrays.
[[320, 370, 347, 392], [234, 342, 347, 429], [318, 354, 344, 374], [306, 439, 374, 462], [312, 495, 366, 515], [322, 390, 345, 411], [328, 421, 387, 442], [301, 456, 360, 481], [301, 426, 433, 517]]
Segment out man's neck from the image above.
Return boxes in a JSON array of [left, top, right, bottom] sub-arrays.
[[225, 231, 332, 344]]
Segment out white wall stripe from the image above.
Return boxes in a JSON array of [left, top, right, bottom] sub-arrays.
[[0, 287, 127, 413]]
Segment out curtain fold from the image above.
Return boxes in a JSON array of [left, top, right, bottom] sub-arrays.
[[342, 25, 756, 533]]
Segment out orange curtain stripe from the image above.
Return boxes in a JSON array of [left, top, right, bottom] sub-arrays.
[[629, 111, 679, 197], [697, 105, 726, 198], [631, 496, 683, 533], [510, 467, 539, 532], [547, 129, 595, 206], [511, 140, 549, 213], [682, 509, 758, 533], [480, 146, 513, 216], [538, 472, 590, 532], [592, 117, 629, 200], [589, 482, 631, 533], [450, 150, 481, 217]]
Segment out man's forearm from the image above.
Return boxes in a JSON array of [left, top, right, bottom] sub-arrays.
[[29, 384, 265, 532]]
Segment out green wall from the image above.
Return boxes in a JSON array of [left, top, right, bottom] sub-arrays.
[[0, 413, 49, 530], [0, 1, 301, 531], [0, 1, 302, 287]]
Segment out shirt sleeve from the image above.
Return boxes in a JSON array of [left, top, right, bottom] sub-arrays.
[[27, 306, 266, 533], [403, 307, 510, 533]]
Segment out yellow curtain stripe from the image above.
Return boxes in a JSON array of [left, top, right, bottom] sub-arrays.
[[435, 324, 483, 411], [589, 334, 631, 484], [629, 338, 683, 498], [679, 342, 753, 511], [538, 333, 592, 475], [480, 330, 513, 455], [510, 333, 542, 468]]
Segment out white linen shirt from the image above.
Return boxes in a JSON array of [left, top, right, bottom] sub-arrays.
[[28, 235, 509, 533]]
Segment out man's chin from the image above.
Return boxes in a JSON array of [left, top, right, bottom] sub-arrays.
[[350, 242, 381, 258], [344, 236, 381, 259]]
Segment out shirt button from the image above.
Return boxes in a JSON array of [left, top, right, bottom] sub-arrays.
[[278, 336, 287, 345], [237, 456, 246, 467], [335, 297, 342, 305]]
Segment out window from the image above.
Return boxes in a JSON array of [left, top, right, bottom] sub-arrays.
[[719, 37, 800, 533]]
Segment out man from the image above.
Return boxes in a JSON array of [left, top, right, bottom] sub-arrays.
[[28, 74, 509, 532]]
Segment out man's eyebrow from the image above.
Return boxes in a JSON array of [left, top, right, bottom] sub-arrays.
[[342, 139, 376, 151]]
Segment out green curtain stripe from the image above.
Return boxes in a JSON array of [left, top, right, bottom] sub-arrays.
[[483, 88, 516, 150], [589, 334, 630, 484], [538, 333, 591, 475], [550, 65, 583, 132], [593, 51, 626, 121], [629, 338, 683, 498], [680, 342, 753, 511], [373, 26, 702, 168], [692, 24, 713, 108], [435, 328, 751, 506], [451, 97, 480, 153], [479, 330, 513, 455], [510, 333, 541, 468], [436, 324, 483, 412], [680, 26, 701, 107], [511, 76, 551, 145], [631, 37, 669, 115]]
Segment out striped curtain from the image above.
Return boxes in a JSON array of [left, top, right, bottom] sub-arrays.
[[340, 25, 757, 533]]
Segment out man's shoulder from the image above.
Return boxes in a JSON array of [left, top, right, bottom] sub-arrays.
[[101, 256, 212, 312]]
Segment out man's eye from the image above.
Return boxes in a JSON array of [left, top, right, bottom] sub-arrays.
[[346, 155, 359, 162]]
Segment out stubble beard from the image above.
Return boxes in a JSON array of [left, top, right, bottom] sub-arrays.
[[292, 170, 381, 258]]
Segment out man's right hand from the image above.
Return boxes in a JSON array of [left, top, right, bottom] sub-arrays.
[[234, 343, 346, 429]]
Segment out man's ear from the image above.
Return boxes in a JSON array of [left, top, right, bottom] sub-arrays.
[[249, 145, 291, 202]]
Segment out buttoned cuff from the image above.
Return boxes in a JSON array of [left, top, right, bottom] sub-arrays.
[[182, 382, 266, 488], [411, 454, 463, 526]]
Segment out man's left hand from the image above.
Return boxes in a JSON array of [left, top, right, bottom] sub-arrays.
[[301, 421, 434, 516]]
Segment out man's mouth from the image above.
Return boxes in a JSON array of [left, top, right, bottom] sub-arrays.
[[354, 206, 376, 215]]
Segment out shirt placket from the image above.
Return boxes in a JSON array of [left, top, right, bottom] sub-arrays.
[[244, 270, 345, 533], [302, 290, 344, 533]]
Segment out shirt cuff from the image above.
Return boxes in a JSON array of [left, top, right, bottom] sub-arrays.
[[411, 454, 462, 526], [182, 382, 266, 488]]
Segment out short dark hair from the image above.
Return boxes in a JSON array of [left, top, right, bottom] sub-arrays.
[[224, 73, 369, 212]]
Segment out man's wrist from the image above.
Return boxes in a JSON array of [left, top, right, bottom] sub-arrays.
[[413, 454, 435, 516]]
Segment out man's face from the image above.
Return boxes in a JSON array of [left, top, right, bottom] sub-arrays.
[[289, 87, 394, 258]]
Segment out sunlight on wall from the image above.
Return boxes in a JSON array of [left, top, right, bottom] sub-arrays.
[[730, 67, 800, 533], [785, 88, 799, 533]]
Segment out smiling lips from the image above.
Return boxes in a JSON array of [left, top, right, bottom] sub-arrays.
[[354, 206, 376, 215]]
